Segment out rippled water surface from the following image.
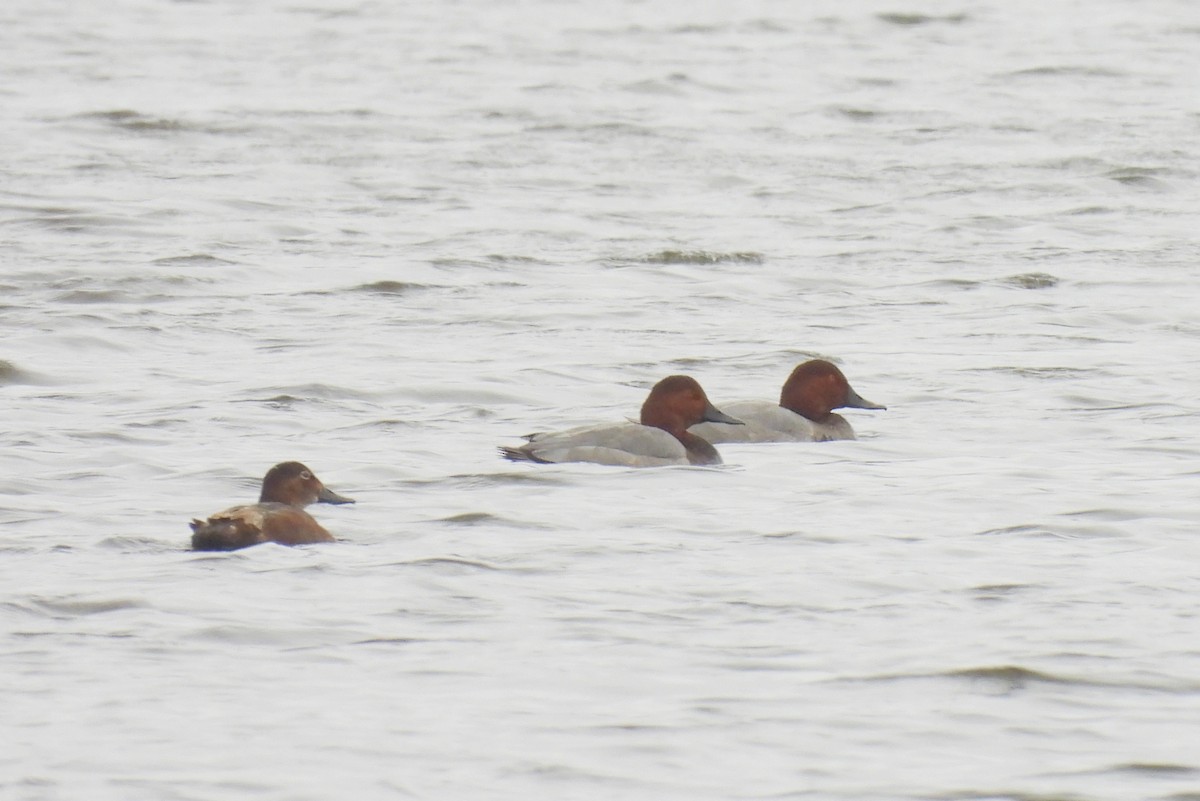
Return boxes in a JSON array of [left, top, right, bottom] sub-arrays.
[[3, 1, 1199, 799]]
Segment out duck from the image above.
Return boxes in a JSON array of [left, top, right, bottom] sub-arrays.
[[190, 461, 354, 551], [500, 374, 742, 467], [690, 359, 885, 443]]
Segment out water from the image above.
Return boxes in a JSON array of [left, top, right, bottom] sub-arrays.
[[3, 0, 1199, 798]]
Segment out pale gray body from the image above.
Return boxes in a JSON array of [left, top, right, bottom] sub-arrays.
[[506, 421, 702, 467], [691, 400, 856, 443]]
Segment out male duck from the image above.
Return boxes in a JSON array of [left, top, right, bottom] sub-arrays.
[[691, 360, 885, 443], [501, 375, 742, 467]]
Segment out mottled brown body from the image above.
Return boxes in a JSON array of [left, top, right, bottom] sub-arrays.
[[190, 462, 353, 551]]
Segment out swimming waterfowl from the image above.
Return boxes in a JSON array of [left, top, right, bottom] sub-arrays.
[[691, 359, 885, 443], [500, 375, 742, 467], [190, 461, 354, 551]]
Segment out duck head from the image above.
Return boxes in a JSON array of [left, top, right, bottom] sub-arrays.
[[780, 360, 886, 422], [258, 461, 355, 507]]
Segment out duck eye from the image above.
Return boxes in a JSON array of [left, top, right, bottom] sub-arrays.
[[300, 470, 312, 480]]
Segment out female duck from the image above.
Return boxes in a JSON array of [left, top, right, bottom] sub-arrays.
[[500, 375, 742, 467], [690, 360, 885, 443], [190, 461, 354, 551]]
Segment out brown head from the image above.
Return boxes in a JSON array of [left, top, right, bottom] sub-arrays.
[[780, 360, 886, 422], [258, 461, 355, 508], [640, 375, 741, 436]]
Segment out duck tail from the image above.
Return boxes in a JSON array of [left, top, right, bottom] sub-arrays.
[[190, 518, 250, 551], [498, 445, 549, 464]]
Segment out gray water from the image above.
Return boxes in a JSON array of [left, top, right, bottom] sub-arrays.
[[3, 1, 1199, 799]]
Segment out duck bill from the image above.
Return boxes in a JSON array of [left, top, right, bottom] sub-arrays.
[[703, 402, 743, 426], [844, 387, 886, 411], [317, 485, 355, 505]]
